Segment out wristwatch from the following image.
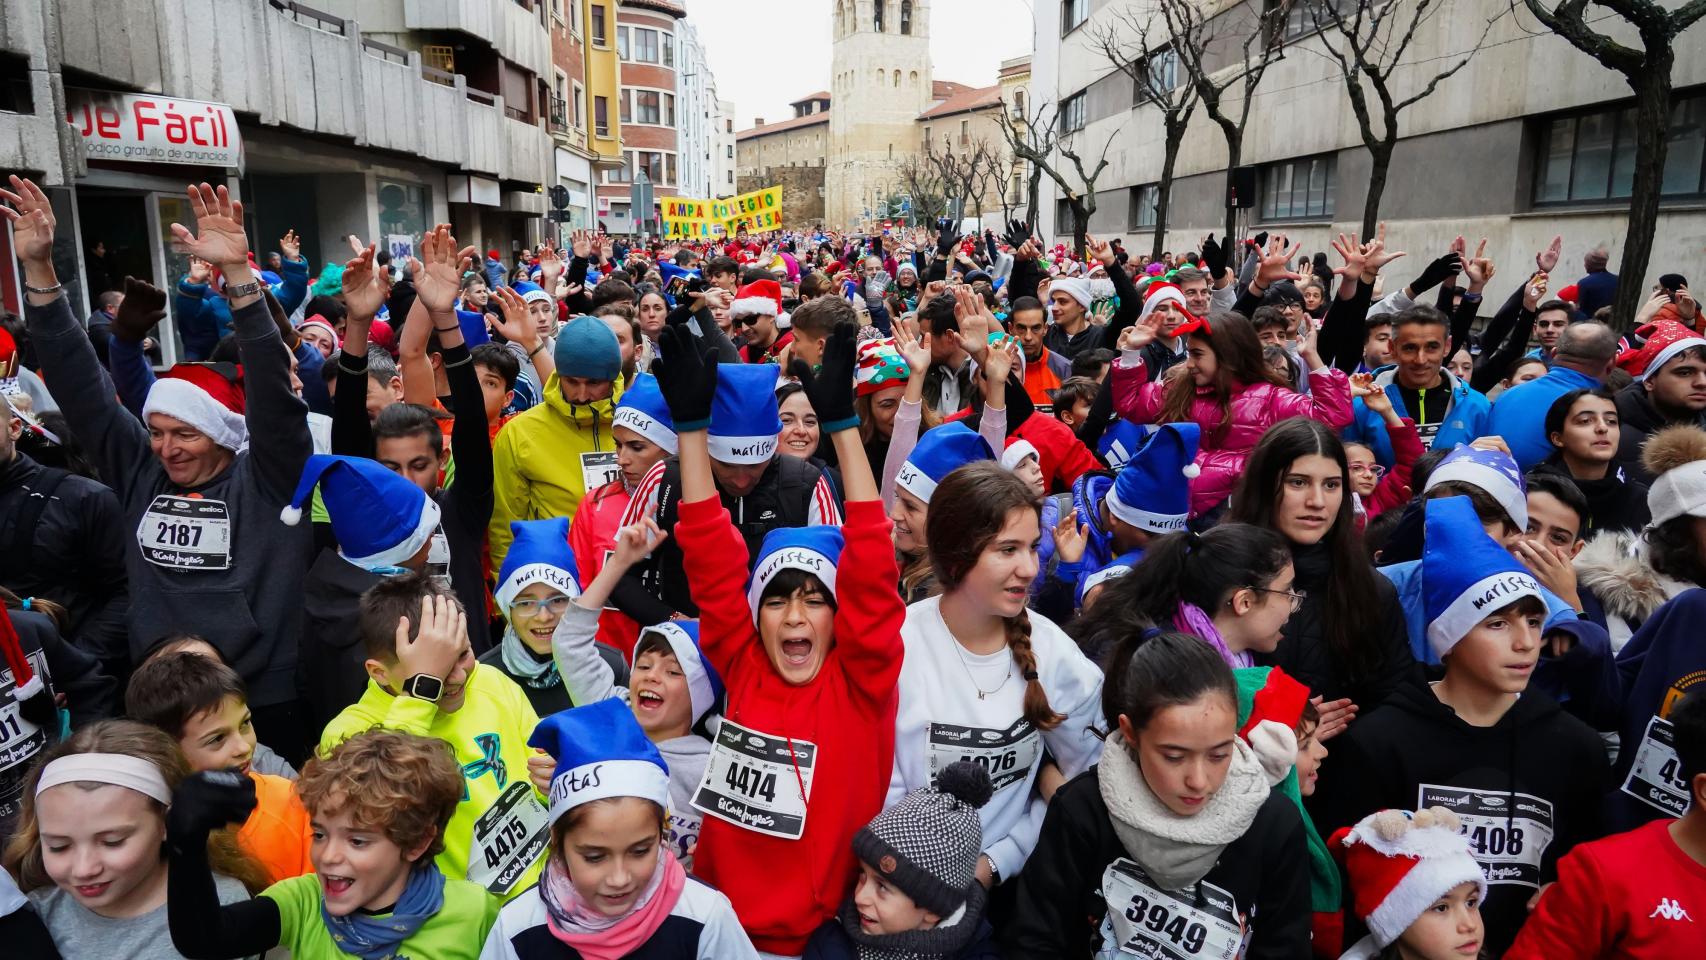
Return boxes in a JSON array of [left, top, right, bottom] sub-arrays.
[[401, 673, 444, 702], [223, 280, 262, 299]]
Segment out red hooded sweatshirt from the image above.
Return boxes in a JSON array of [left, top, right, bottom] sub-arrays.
[[676, 497, 903, 955]]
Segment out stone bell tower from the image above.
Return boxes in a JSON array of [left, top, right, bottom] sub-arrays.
[[826, 0, 932, 227]]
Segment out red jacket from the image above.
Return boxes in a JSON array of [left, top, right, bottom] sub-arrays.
[[678, 497, 904, 955], [945, 409, 1099, 495], [568, 478, 641, 657], [1363, 416, 1423, 518], [1506, 819, 1706, 960]]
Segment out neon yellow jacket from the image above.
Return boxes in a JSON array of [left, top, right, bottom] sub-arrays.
[[488, 372, 625, 576], [319, 664, 546, 901]]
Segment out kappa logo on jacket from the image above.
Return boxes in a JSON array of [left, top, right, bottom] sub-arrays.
[[1648, 898, 1694, 922]]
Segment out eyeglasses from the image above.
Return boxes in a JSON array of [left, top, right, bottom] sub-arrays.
[[1348, 462, 1387, 479], [510, 595, 573, 616], [1251, 587, 1307, 613]]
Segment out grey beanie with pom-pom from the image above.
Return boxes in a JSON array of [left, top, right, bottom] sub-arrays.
[[851, 760, 993, 916]]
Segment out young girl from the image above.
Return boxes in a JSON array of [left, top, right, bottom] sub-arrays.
[[1346, 373, 1423, 521], [1067, 524, 1296, 670], [551, 516, 724, 863], [164, 728, 500, 960], [889, 423, 996, 603], [1113, 309, 1353, 516], [479, 516, 602, 716], [1533, 387, 1649, 533], [485, 700, 756, 959], [1004, 633, 1310, 957], [1332, 808, 1487, 960], [853, 336, 918, 477], [2, 720, 263, 960], [1230, 417, 1420, 723], [891, 462, 1104, 894], [652, 321, 905, 956]]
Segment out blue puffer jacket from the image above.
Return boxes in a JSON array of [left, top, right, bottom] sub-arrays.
[[1341, 364, 1492, 468], [174, 257, 309, 360]]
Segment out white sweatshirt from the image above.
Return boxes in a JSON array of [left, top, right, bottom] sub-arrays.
[[479, 873, 758, 959], [888, 596, 1106, 881]]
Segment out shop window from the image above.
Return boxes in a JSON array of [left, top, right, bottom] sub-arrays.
[[1534, 93, 1706, 204], [1260, 153, 1336, 221]]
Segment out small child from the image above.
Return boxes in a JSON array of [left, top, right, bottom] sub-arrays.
[[803, 761, 999, 960], [165, 729, 501, 959], [1347, 372, 1422, 522], [124, 652, 312, 885], [1332, 807, 1488, 960], [137, 635, 294, 778], [482, 699, 756, 959]]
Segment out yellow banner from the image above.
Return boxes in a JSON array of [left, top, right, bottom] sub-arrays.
[[658, 187, 784, 235], [662, 218, 722, 239], [720, 186, 783, 232]]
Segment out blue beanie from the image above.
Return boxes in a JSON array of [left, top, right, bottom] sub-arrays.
[[280, 454, 440, 569], [529, 699, 670, 824], [1422, 495, 1541, 659], [1106, 422, 1200, 532], [896, 422, 994, 504], [553, 315, 622, 382], [708, 364, 784, 464], [493, 518, 580, 616], [612, 373, 677, 454], [746, 525, 845, 625]]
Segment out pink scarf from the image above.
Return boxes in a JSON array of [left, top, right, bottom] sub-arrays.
[[541, 848, 685, 960], [1174, 602, 1252, 668]]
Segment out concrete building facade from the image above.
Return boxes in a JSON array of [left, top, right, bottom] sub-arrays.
[[596, 0, 685, 232], [712, 98, 737, 197], [1033, 0, 1706, 303]]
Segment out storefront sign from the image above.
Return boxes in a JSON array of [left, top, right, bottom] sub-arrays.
[[66, 89, 242, 168]]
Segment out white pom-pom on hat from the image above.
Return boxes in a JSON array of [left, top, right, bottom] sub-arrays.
[[280, 505, 304, 526], [1182, 462, 1201, 478]]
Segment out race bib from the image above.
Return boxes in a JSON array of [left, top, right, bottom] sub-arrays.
[[0, 653, 51, 827], [1419, 783, 1555, 888], [692, 718, 816, 840], [137, 495, 232, 570], [1621, 716, 1691, 817], [1415, 422, 1443, 444], [466, 780, 550, 895], [580, 451, 621, 494], [1100, 859, 1248, 960], [425, 528, 452, 591], [927, 718, 1039, 794]]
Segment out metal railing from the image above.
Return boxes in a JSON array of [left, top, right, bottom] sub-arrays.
[[267, 0, 345, 35], [504, 104, 531, 122], [421, 65, 455, 87], [361, 36, 409, 65], [466, 88, 498, 106], [549, 95, 568, 133]]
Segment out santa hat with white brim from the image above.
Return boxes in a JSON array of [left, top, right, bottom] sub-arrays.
[[141, 363, 249, 453], [1332, 807, 1488, 960]]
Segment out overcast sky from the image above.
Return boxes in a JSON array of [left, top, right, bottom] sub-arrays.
[[689, 0, 1035, 130]]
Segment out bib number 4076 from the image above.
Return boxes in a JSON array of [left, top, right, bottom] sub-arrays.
[[1125, 894, 1208, 955], [723, 763, 778, 804]]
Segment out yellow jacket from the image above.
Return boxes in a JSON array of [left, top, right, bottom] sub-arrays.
[[319, 663, 546, 901], [488, 372, 625, 575]]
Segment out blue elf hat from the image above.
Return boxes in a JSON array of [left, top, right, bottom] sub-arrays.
[[709, 363, 784, 464], [1423, 445, 1529, 531], [1422, 496, 1542, 659], [745, 525, 844, 624], [512, 280, 553, 306], [494, 518, 580, 616], [896, 422, 994, 504], [1106, 422, 1200, 532], [529, 699, 670, 824], [612, 373, 678, 455], [634, 621, 723, 723], [280, 454, 440, 570], [1078, 549, 1145, 608]]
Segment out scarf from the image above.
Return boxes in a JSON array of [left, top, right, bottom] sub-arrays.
[[540, 848, 684, 960], [1097, 734, 1269, 891], [499, 625, 561, 689], [321, 862, 445, 960], [1173, 602, 1252, 669], [835, 883, 988, 960]]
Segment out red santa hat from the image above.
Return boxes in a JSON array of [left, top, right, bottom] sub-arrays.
[[1331, 807, 1487, 960], [0, 603, 43, 703], [141, 363, 248, 453], [729, 278, 783, 321], [1618, 319, 1706, 380]]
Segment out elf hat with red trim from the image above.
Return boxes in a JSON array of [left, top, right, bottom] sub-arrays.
[[141, 363, 248, 453], [1331, 807, 1487, 959]]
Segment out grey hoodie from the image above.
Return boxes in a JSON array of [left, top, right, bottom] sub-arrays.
[[25, 294, 312, 705]]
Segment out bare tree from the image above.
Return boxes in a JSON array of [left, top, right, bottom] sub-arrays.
[[1304, 0, 1496, 236], [1092, 4, 1201, 260], [1158, 0, 1286, 240], [962, 138, 1004, 221], [1519, 0, 1706, 326], [997, 100, 1119, 258], [895, 154, 948, 223]]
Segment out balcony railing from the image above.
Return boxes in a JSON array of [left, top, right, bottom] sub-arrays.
[[466, 88, 498, 106], [361, 36, 409, 65], [267, 0, 345, 35], [549, 94, 568, 133]]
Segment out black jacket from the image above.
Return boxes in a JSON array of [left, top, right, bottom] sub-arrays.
[[1312, 680, 1609, 956], [1613, 382, 1706, 484], [1528, 458, 1650, 535], [1, 607, 117, 833], [1003, 768, 1310, 959], [1257, 542, 1422, 713], [0, 453, 129, 673], [297, 548, 383, 732]]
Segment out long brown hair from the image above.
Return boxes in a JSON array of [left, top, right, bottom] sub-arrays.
[[1156, 312, 1288, 442], [924, 462, 1063, 730], [2, 719, 267, 894]]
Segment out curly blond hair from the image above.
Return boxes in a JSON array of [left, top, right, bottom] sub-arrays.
[[300, 730, 463, 863]]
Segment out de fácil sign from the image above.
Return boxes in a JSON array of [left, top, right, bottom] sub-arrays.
[[66, 89, 243, 169]]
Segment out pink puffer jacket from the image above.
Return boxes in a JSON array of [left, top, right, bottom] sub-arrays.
[[1111, 357, 1353, 515]]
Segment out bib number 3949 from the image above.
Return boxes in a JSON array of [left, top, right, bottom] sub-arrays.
[[692, 719, 816, 840], [137, 495, 232, 571], [1621, 716, 1691, 817], [1100, 859, 1247, 960]]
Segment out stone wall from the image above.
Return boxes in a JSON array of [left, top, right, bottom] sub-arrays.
[[739, 164, 826, 227]]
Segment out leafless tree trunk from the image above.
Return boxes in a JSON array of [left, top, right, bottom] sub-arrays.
[[997, 101, 1119, 259]]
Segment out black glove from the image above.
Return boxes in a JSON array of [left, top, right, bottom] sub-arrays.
[[1200, 234, 1226, 278], [935, 218, 961, 257], [791, 320, 858, 431], [111, 276, 167, 344], [1409, 252, 1464, 297], [1002, 219, 1030, 250], [1251, 231, 1269, 251], [166, 770, 257, 849], [653, 324, 719, 431]]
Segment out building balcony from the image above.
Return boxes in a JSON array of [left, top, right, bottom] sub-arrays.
[[400, 0, 552, 80]]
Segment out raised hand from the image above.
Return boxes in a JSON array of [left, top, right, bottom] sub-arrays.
[[538, 243, 565, 288], [1053, 512, 1089, 565], [1536, 234, 1562, 273], [167, 770, 259, 843], [893, 314, 931, 376], [1331, 231, 1366, 280], [341, 243, 391, 322], [395, 594, 466, 685], [170, 182, 251, 269], [1359, 222, 1406, 276], [1409, 248, 1465, 297], [0, 175, 55, 265], [279, 228, 302, 261], [954, 286, 991, 359], [1463, 238, 1494, 290], [1200, 233, 1226, 278], [653, 324, 719, 429], [1254, 235, 1304, 288], [409, 223, 477, 315], [1311, 696, 1358, 742], [612, 517, 669, 568], [111, 276, 168, 343], [571, 229, 593, 260], [982, 333, 1018, 387], [489, 287, 538, 347], [1351, 372, 1393, 416], [1523, 272, 1549, 312], [1117, 311, 1164, 352], [1086, 235, 1116, 267], [187, 256, 212, 284], [1002, 219, 1031, 250]]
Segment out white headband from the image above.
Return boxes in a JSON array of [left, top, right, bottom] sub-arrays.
[[36, 754, 172, 805]]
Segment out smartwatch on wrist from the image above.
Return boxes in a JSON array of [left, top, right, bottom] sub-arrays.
[[401, 674, 444, 702]]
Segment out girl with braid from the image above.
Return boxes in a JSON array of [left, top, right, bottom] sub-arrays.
[[888, 461, 1104, 900]]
